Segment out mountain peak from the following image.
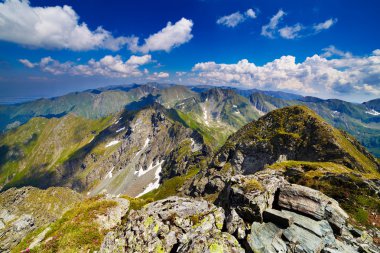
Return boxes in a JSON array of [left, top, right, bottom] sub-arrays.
[[215, 105, 379, 174]]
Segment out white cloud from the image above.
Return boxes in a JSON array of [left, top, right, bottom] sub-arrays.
[[313, 18, 338, 32], [245, 9, 257, 19], [279, 24, 303, 39], [217, 8, 257, 28], [128, 18, 193, 53], [321, 45, 352, 58], [261, 9, 286, 38], [20, 55, 152, 77], [192, 48, 380, 97], [0, 0, 132, 51], [148, 72, 170, 80], [19, 59, 35, 68]]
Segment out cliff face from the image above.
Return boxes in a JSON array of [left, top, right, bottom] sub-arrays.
[[0, 187, 82, 252]]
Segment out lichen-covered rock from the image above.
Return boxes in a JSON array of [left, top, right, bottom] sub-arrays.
[[278, 184, 349, 234], [96, 195, 130, 230], [177, 231, 244, 253], [219, 170, 288, 223], [100, 196, 243, 253]]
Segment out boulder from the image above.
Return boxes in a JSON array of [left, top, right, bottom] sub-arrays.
[[247, 222, 287, 253], [100, 196, 242, 253], [177, 231, 245, 253], [263, 208, 294, 228], [219, 170, 288, 224], [278, 184, 349, 234]]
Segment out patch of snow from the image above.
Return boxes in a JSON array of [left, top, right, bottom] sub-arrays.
[[232, 104, 237, 108], [190, 138, 202, 152], [105, 140, 120, 148], [201, 104, 209, 126], [116, 127, 125, 133], [113, 117, 122, 125], [106, 167, 115, 179], [136, 160, 165, 198], [134, 137, 150, 158], [134, 160, 163, 177], [365, 109, 380, 116]]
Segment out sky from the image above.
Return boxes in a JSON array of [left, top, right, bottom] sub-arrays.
[[0, 0, 379, 103]]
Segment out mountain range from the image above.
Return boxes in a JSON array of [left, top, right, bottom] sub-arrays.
[[0, 83, 379, 252]]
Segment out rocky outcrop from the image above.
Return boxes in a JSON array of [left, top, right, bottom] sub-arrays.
[[217, 171, 379, 253], [100, 196, 244, 253], [278, 184, 349, 234], [189, 106, 380, 198], [0, 187, 82, 252]]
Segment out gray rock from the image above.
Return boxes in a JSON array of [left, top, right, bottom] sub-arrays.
[[283, 224, 325, 253], [263, 209, 294, 228], [226, 208, 247, 239], [100, 196, 237, 253], [247, 222, 287, 253], [278, 184, 348, 234], [282, 210, 335, 245], [218, 170, 288, 223], [13, 214, 34, 232], [177, 231, 245, 253]]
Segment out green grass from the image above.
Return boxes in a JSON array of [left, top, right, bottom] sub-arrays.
[[13, 196, 118, 253], [0, 114, 113, 189]]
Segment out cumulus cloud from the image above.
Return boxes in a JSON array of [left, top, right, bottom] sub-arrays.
[[216, 8, 257, 28], [148, 72, 169, 79], [0, 0, 132, 51], [279, 24, 303, 39], [313, 18, 338, 32], [261, 9, 286, 38], [128, 18, 193, 53], [192, 48, 380, 97], [20, 55, 152, 77]]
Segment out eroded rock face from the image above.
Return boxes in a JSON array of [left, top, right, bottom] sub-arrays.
[[100, 196, 244, 253], [0, 186, 82, 253], [278, 184, 349, 234]]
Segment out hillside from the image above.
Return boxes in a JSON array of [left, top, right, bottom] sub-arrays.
[[190, 106, 380, 235]]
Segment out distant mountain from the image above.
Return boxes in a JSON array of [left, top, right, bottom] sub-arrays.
[[1, 83, 379, 157], [173, 88, 262, 148], [0, 104, 209, 197], [363, 98, 380, 111]]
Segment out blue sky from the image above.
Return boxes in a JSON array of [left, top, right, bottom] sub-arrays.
[[0, 0, 379, 103]]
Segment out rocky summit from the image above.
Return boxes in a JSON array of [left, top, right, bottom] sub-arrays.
[[0, 104, 379, 252]]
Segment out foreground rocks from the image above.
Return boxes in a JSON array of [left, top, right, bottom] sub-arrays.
[[0, 187, 82, 253], [98, 169, 379, 253], [100, 196, 244, 253]]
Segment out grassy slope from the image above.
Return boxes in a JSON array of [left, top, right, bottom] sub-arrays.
[[0, 114, 113, 190], [13, 196, 118, 253]]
